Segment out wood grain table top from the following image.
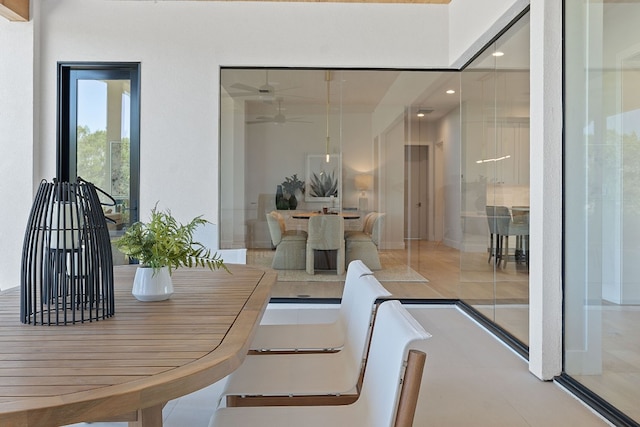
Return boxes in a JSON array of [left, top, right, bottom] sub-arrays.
[[0, 264, 275, 427]]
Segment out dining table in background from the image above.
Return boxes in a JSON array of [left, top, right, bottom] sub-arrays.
[[291, 211, 360, 220], [0, 264, 275, 427]]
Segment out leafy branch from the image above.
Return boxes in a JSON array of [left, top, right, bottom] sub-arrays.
[[115, 206, 228, 275], [281, 174, 305, 196]]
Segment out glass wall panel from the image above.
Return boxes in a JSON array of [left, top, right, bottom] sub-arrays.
[[460, 15, 530, 344], [220, 69, 460, 299], [77, 79, 131, 209], [565, 1, 640, 422]]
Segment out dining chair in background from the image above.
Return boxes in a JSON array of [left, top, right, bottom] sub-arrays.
[[306, 214, 345, 275], [485, 205, 510, 265], [266, 211, 307, 270], [345, 212, 385, 270], [507, 206, 529, 267], [485, 205, 529, 268]]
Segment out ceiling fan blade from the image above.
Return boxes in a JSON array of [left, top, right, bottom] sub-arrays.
[[246, 119, 275, 125], [228, 92, 263, 98], [231, 83, 259, 92]]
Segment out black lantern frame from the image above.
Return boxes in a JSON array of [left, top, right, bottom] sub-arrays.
[[20, 178, 115, 325]]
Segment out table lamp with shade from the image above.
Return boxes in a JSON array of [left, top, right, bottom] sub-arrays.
[[355, 174, 373, 211]]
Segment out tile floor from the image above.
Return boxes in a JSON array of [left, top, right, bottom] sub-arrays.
[[65, 304, 611, 427]]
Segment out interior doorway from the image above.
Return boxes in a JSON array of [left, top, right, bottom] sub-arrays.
[[405, 145, 429, 241]]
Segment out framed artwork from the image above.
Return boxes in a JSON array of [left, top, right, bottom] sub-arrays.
[[306, 154, 341, 202]]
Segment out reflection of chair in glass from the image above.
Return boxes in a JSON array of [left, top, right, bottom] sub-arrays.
[[345, 212, 385, 270], [266, 211, 307, 270], [306, 215, 345, 275]]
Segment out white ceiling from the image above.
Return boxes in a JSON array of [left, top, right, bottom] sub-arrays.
[[221, 68, 462, 122]]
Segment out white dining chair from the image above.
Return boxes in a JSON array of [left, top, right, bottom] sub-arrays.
[[220, 273, 392, 407], [209, 300, 431, 427], [249, 260, 380, 353]]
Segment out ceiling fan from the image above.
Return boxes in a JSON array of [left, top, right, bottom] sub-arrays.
[[246, 98, 312, 125], [229, 70, 306, 103]]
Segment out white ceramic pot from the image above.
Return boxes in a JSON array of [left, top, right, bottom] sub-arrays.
[[132, 266, 174, 301]]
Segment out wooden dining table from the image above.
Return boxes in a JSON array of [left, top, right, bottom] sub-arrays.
[[0, 264, 275, 427]]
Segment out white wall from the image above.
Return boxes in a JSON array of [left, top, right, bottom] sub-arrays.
[[0, 18, 35, 290], [449, 0, 529, 66], [244, 112, 374, 216], [32, 0, 449, 257]]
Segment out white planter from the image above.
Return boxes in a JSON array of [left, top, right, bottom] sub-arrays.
[[132, 266, 174, 301]]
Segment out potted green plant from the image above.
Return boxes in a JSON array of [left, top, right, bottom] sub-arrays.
[[115, 206, 228, 301], [281, 174, 305, 209]]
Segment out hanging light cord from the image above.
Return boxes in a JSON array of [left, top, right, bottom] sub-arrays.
[[325, 70, 331, 163]]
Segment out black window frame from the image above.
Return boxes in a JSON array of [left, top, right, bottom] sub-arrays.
[[57, 62, 141, 224]]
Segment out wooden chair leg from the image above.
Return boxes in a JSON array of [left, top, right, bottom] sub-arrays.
[[394, 350, 427, 427]]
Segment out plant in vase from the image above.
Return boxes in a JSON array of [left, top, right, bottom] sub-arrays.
[[281, 174, 305, 210], [115, 206, 228, 301]]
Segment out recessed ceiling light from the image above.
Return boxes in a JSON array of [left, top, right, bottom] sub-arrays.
[[492, 51, 504, 57], [446, 89, 455, 94]]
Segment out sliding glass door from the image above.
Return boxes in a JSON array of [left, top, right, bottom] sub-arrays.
[[459, 13, 530, 345], [564, 1, 640, 423]]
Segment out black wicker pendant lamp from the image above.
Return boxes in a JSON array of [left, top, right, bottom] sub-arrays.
[[20, 177, 115, 325]]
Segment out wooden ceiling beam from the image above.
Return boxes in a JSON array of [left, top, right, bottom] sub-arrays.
[[0, 0, 29, 22]]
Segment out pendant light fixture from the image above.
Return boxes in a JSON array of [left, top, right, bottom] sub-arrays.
[[325, 70, 331, 163]]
